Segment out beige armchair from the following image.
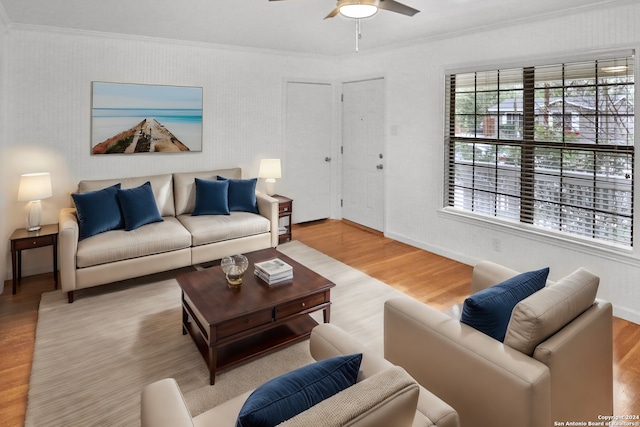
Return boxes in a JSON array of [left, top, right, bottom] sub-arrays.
[[384, 261, 613, 427], [141, 323, 460, 427]]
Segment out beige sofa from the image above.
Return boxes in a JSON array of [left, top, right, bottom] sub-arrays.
[[59, 168, 278, 303], [141, 323, 460, 427], [384, 261, 613, 427]]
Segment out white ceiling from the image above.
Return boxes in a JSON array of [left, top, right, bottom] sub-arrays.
[[0, 0, 632, 56]]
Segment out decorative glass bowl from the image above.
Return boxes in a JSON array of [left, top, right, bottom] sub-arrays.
[[220, 254, 249, 289]]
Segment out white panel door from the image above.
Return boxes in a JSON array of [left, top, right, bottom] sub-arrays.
[[283, 81, 333, 223], [342, 78, 385, 231]]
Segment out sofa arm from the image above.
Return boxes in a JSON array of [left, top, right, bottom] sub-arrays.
[[58, 208, 79, 293], [256, 192, 279, 248], [384, 297, 552, 427], [141, 378, 194, 427]]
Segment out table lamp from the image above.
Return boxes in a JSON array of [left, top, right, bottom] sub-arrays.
[[18, 172, 53, 231], [258, 159, 281, 196]]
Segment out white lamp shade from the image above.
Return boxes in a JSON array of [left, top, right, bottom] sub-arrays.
[[18, 172, 53, 202], [339, 0, 378, 18], [258, 159, 282, 179]]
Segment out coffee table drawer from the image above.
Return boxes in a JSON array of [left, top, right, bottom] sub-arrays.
[[275, 293, 327, 320], [217, 308, 273, 339]]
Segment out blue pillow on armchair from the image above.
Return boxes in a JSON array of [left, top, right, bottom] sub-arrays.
[[193, 178, 230, 215], [217, 176, 259, 213], [236, 353, 362, 427], [116, 181, 164, 231], [460, 267, 549, 342], [72, 183, 124, 240]]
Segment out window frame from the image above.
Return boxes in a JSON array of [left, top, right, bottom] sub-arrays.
[[443, 51, 636, 250]]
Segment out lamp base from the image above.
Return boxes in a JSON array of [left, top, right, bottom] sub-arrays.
[[25, 200, 43, 232], [265, 179, 276, 197]]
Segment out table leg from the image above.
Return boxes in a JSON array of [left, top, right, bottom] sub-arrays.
[[182, 306, 188, 335], [17, 250, 22, 281], [323, 291, 332, 323], [53, 235, 58, 289], [11, 246, 17, 295], [323, 304, 331, 323], [209, 346, 217, 385]]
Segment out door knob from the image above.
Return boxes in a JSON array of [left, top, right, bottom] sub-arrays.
[[376, 164, 384, 170], [325, 157, 332, 162]]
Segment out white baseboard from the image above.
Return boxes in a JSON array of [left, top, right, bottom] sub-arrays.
[[384, 231, 477, 267], [384, 230, 640, 326], [613, 306, 640, 326]]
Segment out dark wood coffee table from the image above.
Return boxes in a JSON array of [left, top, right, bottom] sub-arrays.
[[177, 248, 335, 385]]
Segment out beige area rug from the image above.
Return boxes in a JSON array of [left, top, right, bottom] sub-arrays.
[[25, 241, 409, 427]]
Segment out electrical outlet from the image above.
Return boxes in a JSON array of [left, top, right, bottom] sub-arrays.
[[492, 237, 502, 252]]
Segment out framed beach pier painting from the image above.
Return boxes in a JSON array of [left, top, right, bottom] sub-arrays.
[[91, 82, 203, 154]]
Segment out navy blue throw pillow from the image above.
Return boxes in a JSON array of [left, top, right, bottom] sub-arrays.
[[217, 176, 259, 214], [116, 181, 164, 231], [72, 183, 124, 241], [236, 353, 362, 427], [193, 178, 230, 215], [460, 267, 549, 342]]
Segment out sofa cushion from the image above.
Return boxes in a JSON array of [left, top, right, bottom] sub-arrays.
[[117, 182, 164, 231], [504, 268, 599, 356], [193, 178, 230, 216], [78, 173, 175, 217], [460, 267, 549, 342], [76, 217, 192, 268], [173, 169, 242, 216], [72, 183, 124, 241], [218, 176, 259, 214], [236, 353, 362, 427], [178, 212, 271, 247]]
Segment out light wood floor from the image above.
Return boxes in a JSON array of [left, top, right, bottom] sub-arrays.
[[0, 219, 637, 426]]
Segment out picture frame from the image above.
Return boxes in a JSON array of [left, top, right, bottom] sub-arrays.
[[91, 82, 203, 154]]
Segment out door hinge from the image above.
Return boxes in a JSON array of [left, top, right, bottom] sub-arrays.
[[341, 199, 343, 207], [341, 146, 343, 154], [341, 93, 344, 102]]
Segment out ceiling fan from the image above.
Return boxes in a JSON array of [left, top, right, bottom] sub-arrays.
[[269, 0, 420, 20], [269, 0, 419, 52]]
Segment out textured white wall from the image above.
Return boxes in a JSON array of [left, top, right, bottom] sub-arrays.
[[337, 1, 640, 323], [0, 26, 337, 283], [2, 2, 640, 324]]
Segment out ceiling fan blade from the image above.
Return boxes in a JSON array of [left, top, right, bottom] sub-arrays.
[[378, 0, 419, 16], [324, 7, 339, 19]]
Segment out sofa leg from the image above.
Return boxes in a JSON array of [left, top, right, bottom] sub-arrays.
[[67, 291, 74, 303]]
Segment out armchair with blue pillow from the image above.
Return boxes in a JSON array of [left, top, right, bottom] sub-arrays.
[[141, 323, 460, 427], [384, 260, 613, 427]]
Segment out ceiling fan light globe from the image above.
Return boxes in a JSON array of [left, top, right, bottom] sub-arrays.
[[339, 4, 378, 18]]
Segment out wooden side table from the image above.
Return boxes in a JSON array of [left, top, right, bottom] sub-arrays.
[[272, 195, 293, 244], [10, 223, 59, 294]]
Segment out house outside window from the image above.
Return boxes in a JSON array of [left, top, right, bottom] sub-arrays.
[[445, 53, 635, 247]]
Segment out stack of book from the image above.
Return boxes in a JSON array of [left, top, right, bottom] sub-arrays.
[[254, 258, 293, 285]]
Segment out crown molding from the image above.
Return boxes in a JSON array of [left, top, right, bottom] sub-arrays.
[[9, 22, 334, 61]]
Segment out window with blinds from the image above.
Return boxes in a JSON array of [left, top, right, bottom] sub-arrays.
[[445, 53, 635, 247]]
